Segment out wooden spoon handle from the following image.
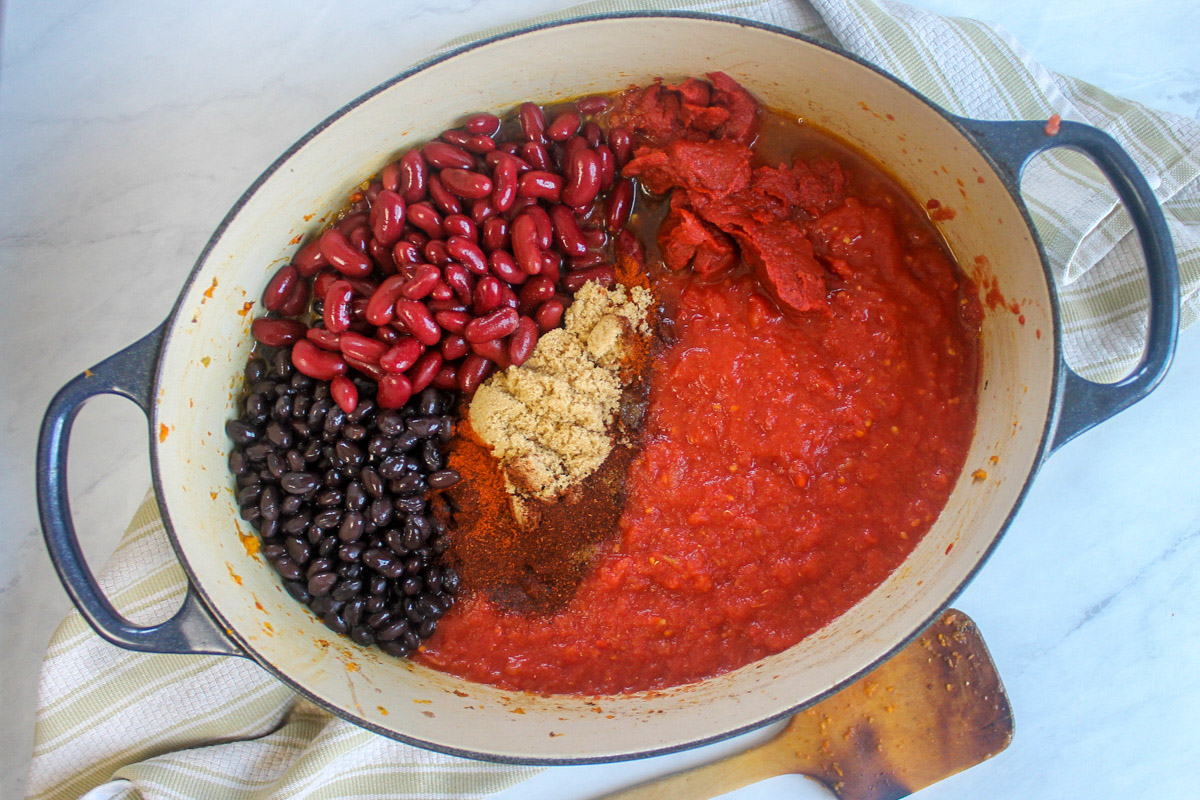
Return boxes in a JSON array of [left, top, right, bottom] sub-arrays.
[[601, 739, 805, 800]]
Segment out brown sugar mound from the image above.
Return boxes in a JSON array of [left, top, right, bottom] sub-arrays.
[[467, 282, 653, 503]]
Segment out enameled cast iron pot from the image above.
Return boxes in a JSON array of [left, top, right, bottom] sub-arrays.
[[38, 14, 1180, 763]]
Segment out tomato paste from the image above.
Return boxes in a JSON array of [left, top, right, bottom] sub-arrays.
[[419, 76, 981, 695]]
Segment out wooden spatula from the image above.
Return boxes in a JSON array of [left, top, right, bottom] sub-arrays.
[[603, 609, 1013, 800]]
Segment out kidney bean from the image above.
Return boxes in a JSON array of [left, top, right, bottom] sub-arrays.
[[369, 189, 406, 246], [561, 148, 602, 208], [335, 212, 370, 237], [320, 229, 373, 277], [377, 373, 413, 409], [324, 280, 354, 333], [576, 95, 611, 114], [252, 318, 307, 347], [393, 299, 441, 346], [469, 336, 508, 363], [458, 354, 493, 394], [511, 214, 542, 275], [429, 281, 454, 302], [403, 229, 429, 249], [531, 207, 556, 249], [366, 275, 406, 325], [521, 141, 551, 171], [263, 265, 298, 312], [500, 284, 520, 311], [488, 250, 525, 284], [431, 363, 459, 390], [442, 262, 474, 303], [380, 337, 424, 373], [472, 276, 504, 315], [548, 204, 588, 256], [610, 127, 634, 167], [480, 217, 508, 252], [540, 252, 562, 283], [470, 197, 496, 223], [562, 135, 589, 163], [306, 327, 341, 351], [349, 297, 369, 323], [397, 151, 429, 203], [518, 275, 556, 308], [346, 354, 388, 382], [440, 168, 493, 200], [583, 228, 607, 250], [293, 340, 348, 380], [427, 174, 462, 215], [563, 265, 616, 292], [606, 177, 635, 232], [381, 160, 403, 192], [518, 171, 562, 202], [401, 264, 442, 300], [570, 251, 605, 269], [546, 110, 581, 142], [508, 317, 539, 366], [434, 311, 469, 335], [348, 227, 372, 254], [595, 145, 615, 190], [292, 238, 328, 277], [343, 276, 378, 297], [426, 298, 468, 314], [505, 195, 537, 221], [376, 325, 400, 345], [442, 236, 486, 276], [367, 238, 394, 273], [407, 351, 443, 393], [443, 214, 477, 242], [422, 141, 474, 170], [518, 102, 546, 142], [462, 134, 495, 155], [464, 306, 518, 343], [392, 240, 421, 267], [491, 155, 518, 213], [424, 240, 450, 266], [331, 376, 358, 414], [407, 203, 443, 239], [441, 334, 469, 360], [583, 121, 604, 150], [339, 331, 388, 364], [464, 112, 500, 135], [535, 298, 565, 332], [440, 129, 472, 148], [486, 150, 530, 172], [277, 278, 311, 316], [365, 180, 384, 204], [312, 270, 338, 300]]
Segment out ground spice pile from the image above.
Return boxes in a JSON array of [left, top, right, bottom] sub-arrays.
[[467, 282, 653, 504]]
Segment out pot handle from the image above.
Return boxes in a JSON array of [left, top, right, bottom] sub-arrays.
[[957, 117, 1180, 453], [37, 324, 243, 656]]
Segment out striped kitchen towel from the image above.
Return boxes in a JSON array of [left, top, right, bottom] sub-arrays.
[[27, 1, 1199, 799]]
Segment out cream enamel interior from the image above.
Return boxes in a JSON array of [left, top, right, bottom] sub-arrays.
[[152, 17, 1055, 761]]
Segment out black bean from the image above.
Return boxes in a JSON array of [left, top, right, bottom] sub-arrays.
[[418, 619, 437, 638], [316, 489, 344, 508], [361, 467, 383, 498], [265, 420, 293, 449], [284, 580, 311, 604], [430, 533, 449, 555], [338, 563, 363, 581], [274, 557, 304, 581], [394, 430, 419, 452], [259, 516, 280, 540], [378, 455, 407, 480], [272, 394, 293, 421], [228, 449, 249, 476], [427, 469, 461, 490], [415, 388, 442, 416], [368, 497, 393, 527], [244, 358, 267, 384], [281, 471, 320, 494], [424, 566, 443, 595], [391, 473, 426, 497], [366, 436, 392, 458], [271, 349, 293, 379], [225, 419, 260, 446], [401, 629, 422, 650], [349, 626, 375, 646], [377, 410, 405, 436], [442, 567, 460, 595], [342, 423, 368, 442], [421, 439, 444, 472], [260, 542, 286, 561], [369, 574, 388, 596], [401, 575, 423, 596], [332, 579, 363, 603], [407, 417, 441, 438], [236, 484, 263, 507], [306, 557, 334, 579], [280, 496, 304, 518], [259, 486, 280, 521], [347, 398, 377, 425], [381, 640, 411, 657], [285, 537, 311, 564], [317, 535, 338, 557], [338, 512, 365, 543], [285, 449, 306, 472], [308, 571, 337, 596], [343, 596, 367, 628], [323, 611, 349, 635], [345, 481, 367, 511], [377, 619, 411, 642], [324, 406, 346, 434], [290, 372, 313, 392], [365, 595, 387, 613]]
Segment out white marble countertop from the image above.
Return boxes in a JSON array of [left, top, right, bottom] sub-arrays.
[[2, 1, 1197, 798]]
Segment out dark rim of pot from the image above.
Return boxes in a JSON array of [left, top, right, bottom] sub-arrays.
[[150, 11, 1060, 765]]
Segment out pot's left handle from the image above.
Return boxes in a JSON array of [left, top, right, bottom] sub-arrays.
[[37, 324, 243, 656]]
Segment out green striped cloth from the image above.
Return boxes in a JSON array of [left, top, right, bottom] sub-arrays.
[[28, 2, 1199, 799]]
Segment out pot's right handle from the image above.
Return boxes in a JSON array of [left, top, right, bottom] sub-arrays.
[[956, 117, 1180, 453], [37, 324, 242, 656]]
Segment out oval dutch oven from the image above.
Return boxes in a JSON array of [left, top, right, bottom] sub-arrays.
[[37, 14, 1179, 763]]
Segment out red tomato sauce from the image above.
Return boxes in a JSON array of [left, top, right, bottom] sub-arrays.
[[419, 79, 981, 695]]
